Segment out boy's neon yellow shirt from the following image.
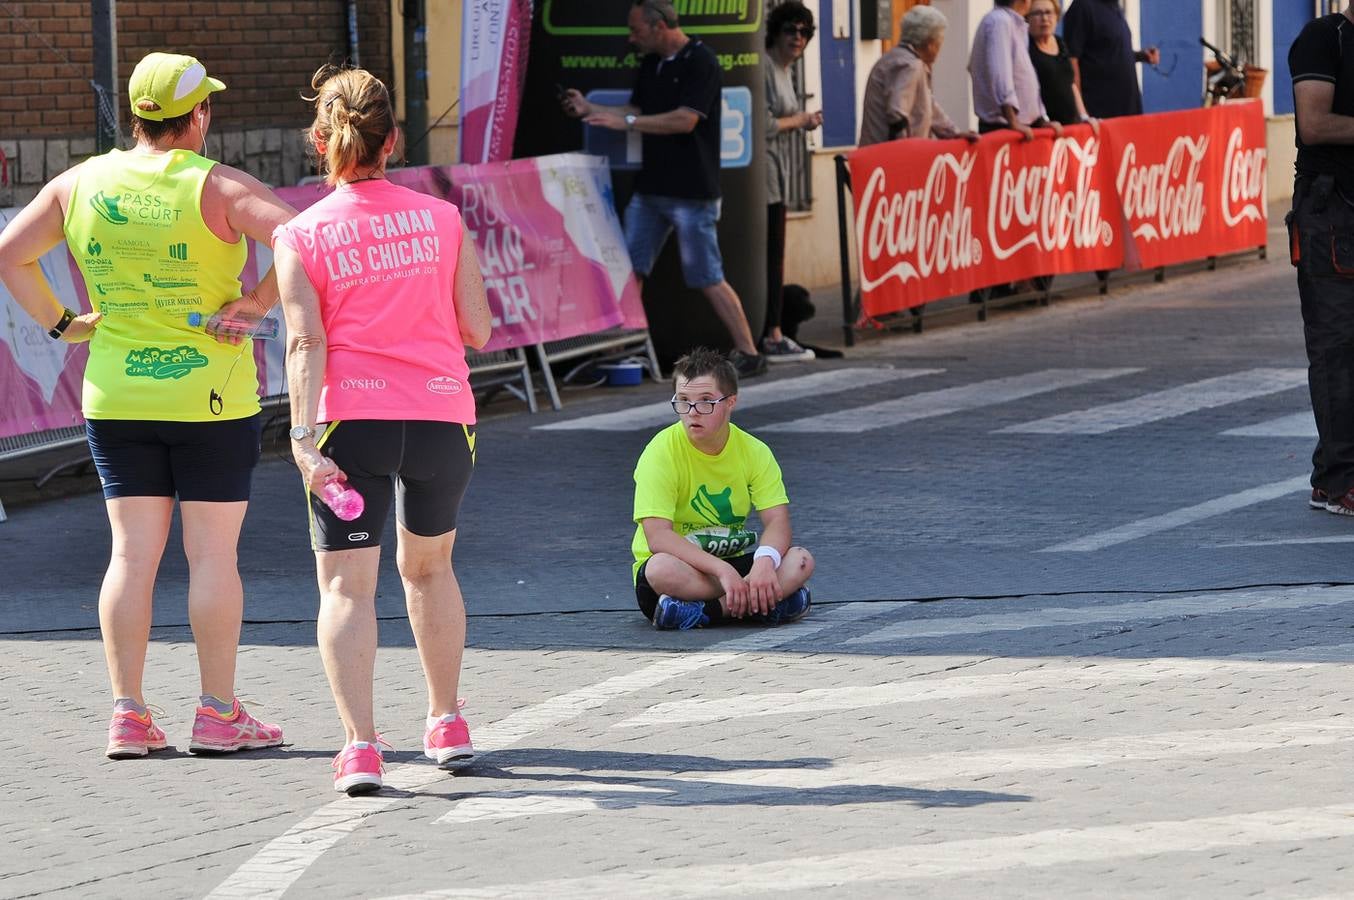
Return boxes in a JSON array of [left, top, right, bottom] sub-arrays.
[[64, 148, 256, 421], [631, 422, 790, 583]]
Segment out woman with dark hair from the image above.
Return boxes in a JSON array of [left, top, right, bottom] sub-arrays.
[[0, 52, 291, 760], [762, 1, 822, 363], [276, 64, 493, 795]]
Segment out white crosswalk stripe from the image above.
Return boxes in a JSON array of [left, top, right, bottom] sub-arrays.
[[757, 368, 1141, 434], [380, 804, 1354, 898], [1040, 475, 1311, 551], [842, 585, 1354, 645], [1222, 411, 1316, 437], [1000, 367, 1307, 434], [433, 718, 1354, 826], [614, 656, 1321, 726], [532, 368, 938, 431]]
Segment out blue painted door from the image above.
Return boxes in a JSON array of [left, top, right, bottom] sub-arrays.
[[819, 0, 857, 146], [1141, 0, 1204, 112], [1273, 0, 1316, 115]]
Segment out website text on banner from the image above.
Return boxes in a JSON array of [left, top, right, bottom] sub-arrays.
[[0, 209, 277, 442], [276, 153, 641, 355], [1100, 102, 1267, 271], [851, 100, 1268, 318]]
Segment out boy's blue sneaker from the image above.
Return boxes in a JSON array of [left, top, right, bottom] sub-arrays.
[[766, 587, 812, 625], [653, 595, 708, 630]]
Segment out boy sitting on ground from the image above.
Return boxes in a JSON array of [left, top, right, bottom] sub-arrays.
[[631, 348, 815, 629]]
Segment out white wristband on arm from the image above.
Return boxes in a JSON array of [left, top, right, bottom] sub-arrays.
[[753, 545, 782, 569]]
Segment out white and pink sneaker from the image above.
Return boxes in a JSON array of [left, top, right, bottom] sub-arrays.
[[188, 698, 284, 754], [423, 707, 474, 768], [332, 741, 385, 795], [106, 707, 169, 760]]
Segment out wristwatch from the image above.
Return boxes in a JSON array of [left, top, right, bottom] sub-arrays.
[[624, 114, 638, 131], [289, 425, 316, 442], [48, 307, 75, 340]]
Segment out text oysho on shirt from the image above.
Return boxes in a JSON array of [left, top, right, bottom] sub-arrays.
[[274, 179, 476, 425]]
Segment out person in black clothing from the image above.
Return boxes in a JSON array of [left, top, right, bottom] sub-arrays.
[[1289, 4, 1354, 515], [560, 0, 766, 378], [1027, 0, 1096, 127], [1063, 0, 1159, 118]]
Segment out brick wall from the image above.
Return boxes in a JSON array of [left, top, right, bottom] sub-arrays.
[[0, 1, 393, 201]]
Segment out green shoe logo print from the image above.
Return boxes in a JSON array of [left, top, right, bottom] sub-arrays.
[[691, 484, 739, 527], [125, 346, 210, 380], [90, 190, 129, 225]]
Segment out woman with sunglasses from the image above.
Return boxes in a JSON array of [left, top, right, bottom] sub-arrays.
[[1027, 0, 1096, 128], [761, 1, 822, 364]]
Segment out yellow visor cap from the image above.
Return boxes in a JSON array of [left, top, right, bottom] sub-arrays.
[[128, 52, 226, 121]]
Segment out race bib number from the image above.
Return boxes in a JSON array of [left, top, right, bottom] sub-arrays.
[[685, 527, 757, 559]]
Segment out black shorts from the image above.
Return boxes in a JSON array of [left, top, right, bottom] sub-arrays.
[[634, 552, 755, 624], [85, 414, 262, 502], [310, 419, 475, 551]]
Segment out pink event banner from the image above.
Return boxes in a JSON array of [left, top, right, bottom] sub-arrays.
[[275, 153, 643, 354], [459, 0, 533, 164], [0, 209, 90, 440], [0, 211, 279, 441], [0, 151, 640, 442]]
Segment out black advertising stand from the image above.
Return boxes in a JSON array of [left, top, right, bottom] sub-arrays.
[[512, 0, 767, 367]]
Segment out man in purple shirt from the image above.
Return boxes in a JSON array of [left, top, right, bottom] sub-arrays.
[[969, 0, 1061, 139]]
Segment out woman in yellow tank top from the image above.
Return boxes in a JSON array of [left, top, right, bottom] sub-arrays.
[[0, 53, 295, 759]]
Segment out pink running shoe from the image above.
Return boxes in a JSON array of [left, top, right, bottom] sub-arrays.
[[106, 707, 169, 760], [332, 741, 385, 795], [423, 706, 474, 768], [188, 698, 284, 754]]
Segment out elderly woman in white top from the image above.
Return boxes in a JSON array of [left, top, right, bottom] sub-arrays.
[[763, 0, 822, 363], [860, 6, 977, 146]]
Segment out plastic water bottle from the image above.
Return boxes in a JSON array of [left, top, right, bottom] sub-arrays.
[[319, 479, 365, 521], [187, 311, 280, 340]]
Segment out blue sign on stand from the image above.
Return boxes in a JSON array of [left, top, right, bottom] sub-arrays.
[[583, 86, 753, 170]]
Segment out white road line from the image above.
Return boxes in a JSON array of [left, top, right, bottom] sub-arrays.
[[1039, 475, 1311, 552], [615, 655, 1321, 725], [675, 718, 1354, 787], [1000, 368, 1307, 434], [206, 604, 878, 899], [843, 584, 1354, 644], [533, 368, 936, 431], [1215, 536, 1354, 548], [433, 718, 1354, 825], [1233, 641, 1354, 663], [437, 784, 665, 825], [375, 803, 1354, 899], [758, 368, 1141, 434], [1222, 411, 1316, 437]]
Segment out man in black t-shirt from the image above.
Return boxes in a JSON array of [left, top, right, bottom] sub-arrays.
[[562, 0, 766, 378], [1063, 0, 1159, 118], [1289, 4, 1354, 515]]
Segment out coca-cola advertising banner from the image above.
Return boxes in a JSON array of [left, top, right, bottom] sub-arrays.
[[852, 101, 1267, 317], [1102, 103, 1267, 270]]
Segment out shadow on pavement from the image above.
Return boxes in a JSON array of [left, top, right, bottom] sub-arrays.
[[383, 747, 1031, 811]]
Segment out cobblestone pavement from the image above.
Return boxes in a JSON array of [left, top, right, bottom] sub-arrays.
[[7, 220, 1354, 898]]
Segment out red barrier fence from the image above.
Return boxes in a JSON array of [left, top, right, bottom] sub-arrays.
[[847, 100, 1268, 321]]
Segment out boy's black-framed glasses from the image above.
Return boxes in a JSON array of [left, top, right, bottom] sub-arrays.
[[671, 396, 729, 415], [781, 24, 815, 39]]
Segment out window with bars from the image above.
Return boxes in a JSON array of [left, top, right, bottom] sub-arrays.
[[767, 0, 814, 212], [1219, 0, 1258, 65]]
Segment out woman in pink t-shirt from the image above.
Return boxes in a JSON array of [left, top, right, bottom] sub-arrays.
[[274, 64, 492, 796]]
